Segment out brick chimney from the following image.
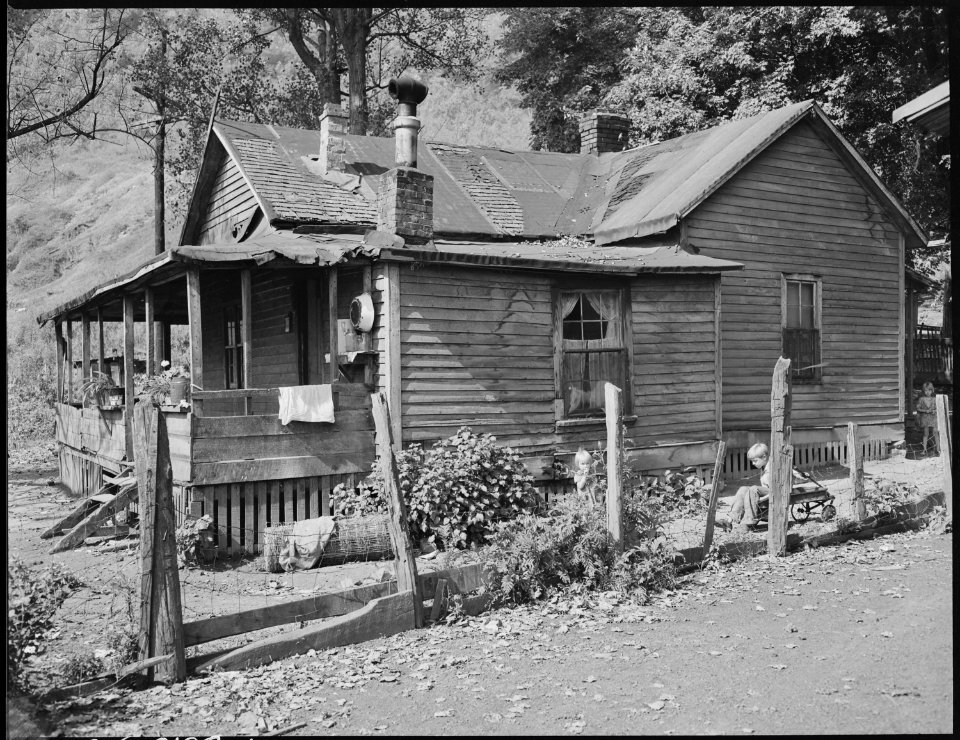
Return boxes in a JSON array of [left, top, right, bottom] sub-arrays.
[[376, 76, 433, 242], [319, 103, 347, 173], [579, 110, 630, 155]]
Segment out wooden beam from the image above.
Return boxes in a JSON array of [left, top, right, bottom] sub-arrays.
[[714, 277, 723, 438], [65, 319, 74, 403], [241, 269, 253, 414], [363, 264, 374, 386], [194, 591, 415, 673], [372, 392, 423, 628], [55, 320, 65, 403], [161, 322, 171, 366], [123, 295, 135, 459], [186, 268, 203, 416], [604, 383, 624, 552], [327, 265, 339, 384], [898, 232, 905, 422], [936, 395, 951, 518], [768, 356, 792, 556], [385, 263, 403, 447], [40, 496, 101, 540], [97, 308, 105, 376], [48, 480, 137, 554], [847, 423, 866, 520], [133, 403, 186, 683], [144, 287, 156, 375], [701, 440, 727, 554], [81, 312, 91, 386]]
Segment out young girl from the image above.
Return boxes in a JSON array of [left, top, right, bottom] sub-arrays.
[[915, 382, 939, 456]]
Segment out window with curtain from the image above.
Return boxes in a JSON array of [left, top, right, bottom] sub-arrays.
[[224, 303, 244, 389], [782, 276, 821, 383], [557, 289, 626, 416]]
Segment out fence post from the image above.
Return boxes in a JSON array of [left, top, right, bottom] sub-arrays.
[[847, 422, 866, 520], [371, 392, 424, 628], [133, 403, 186, 683], [701, 441, 727, 556], [604, 383, 624, 553], [768, 357, 792, 556], [936, 394, 952, 518]]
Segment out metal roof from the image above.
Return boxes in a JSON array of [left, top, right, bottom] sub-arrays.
[[38, 230, 741, 324], [892, 81, 950, 136]]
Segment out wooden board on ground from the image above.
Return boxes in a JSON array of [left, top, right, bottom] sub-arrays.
[[48, 480, 138, 553], [40, 496, 100, 539], [194, 590, 416, 673]]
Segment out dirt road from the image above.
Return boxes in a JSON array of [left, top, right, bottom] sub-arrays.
[[39, 527, 951, 736]]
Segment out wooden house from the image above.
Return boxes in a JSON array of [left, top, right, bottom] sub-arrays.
[[41, 80, 927, 553]]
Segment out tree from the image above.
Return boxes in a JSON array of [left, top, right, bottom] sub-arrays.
[[6, 8, 134, 147], [495, 7, 639, 152], [269, 8, 491, 134]]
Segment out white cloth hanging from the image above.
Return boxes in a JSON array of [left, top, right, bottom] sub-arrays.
[[278, 384, 335, 425]]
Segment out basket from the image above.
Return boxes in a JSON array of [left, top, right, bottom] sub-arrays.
[[262, 513, 395, 573]]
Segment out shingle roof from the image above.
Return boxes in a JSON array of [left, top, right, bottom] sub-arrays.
[[210, 99, 925, 247]]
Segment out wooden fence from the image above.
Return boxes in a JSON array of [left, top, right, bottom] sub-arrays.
[[915, 323, 953, 383]]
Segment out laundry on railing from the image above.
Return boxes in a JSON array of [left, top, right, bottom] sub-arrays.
[[278, 384, 335, 425]]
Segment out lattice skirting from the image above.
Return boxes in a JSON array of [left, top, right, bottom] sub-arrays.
[[723, 438, 889, 481], [178, 471, 371, 556]]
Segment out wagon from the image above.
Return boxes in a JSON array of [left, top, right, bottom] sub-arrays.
[[757, 470, 836, 524]]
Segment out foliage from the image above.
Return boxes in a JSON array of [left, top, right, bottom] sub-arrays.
[[7, 559, 83, 693], [863, 476, 921, 516], [6, 328, 58, 446], [136, 360, 189, 406], [75, 370, 116, 405], [481, 494, 677, 606], [333, 427, 541, 549]]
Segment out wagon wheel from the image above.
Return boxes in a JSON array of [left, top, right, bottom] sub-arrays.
[[820, 504, 837, 522], [790, 503, 811, 523]]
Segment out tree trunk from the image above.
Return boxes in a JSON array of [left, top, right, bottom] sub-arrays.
[[285, 11, 341, 106], [332, 8, 371, 135]]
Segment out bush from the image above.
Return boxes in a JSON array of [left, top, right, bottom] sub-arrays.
[[8, 559, 82, 693], [481, 494, 678, 606], [333, 427, 542, 549]]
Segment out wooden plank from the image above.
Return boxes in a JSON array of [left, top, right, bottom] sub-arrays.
[[386, 263, 402, 447], [269, 480, 280, 528], [194, 591, 416, 673], [190, 429, 372, 462], [80, 312, 91, 387], [186, 268, 203, 416], [145, 287, 156, 375], [897, 233, 905, 421], [328, 265, 339, 383], [936, 395, 951, 517], [283, 479, 295, 524], [122, 295, 135, 458], [768, 357, 792, 556], [40, 496, 101, 540], [230, 483, 241, 550], [372, 392, 423, 627], [65, 319, 74, 403], [96, 309, 105, 381], [256, 480, 268, 549], [56, 320, 65, 402], [701, 441, 727, 554], [604, 383, 623, 552], [241, 269, 253, 415], [216, 485, 228, 549], [134, 403, 158, 669], [190, 452, 373, 487]]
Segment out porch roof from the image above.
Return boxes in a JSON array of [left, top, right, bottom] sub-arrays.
[[38, 230, 741, 325]]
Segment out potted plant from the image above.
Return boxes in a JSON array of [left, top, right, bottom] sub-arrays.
[[138, 361, 191, 407], [76, 371, 120, 408]]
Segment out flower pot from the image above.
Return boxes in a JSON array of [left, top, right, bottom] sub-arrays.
[[169, 376, 190, 405], [99, 388, 125, 409]]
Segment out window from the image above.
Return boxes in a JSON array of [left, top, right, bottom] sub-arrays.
[[224, 304, 244, 389], [782, 275, 821, 383], [556, 289, 627, 417]]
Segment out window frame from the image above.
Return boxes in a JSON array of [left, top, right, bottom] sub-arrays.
[[552, 282, 632, 423], [781, 273, 823, 384], [223, 302, 245, 390]]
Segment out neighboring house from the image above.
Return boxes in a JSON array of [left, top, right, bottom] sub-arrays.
[[41, 79, 927, 553]]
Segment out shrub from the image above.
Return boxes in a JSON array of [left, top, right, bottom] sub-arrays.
[[481, 494, 678, 606], [333, 427, 541, 549], [8, 559, 82, 693]]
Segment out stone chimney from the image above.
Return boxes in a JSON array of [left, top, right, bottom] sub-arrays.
[[376, 76, 433, 242], [319, 103, 348, 173], [579, 110, 631, 155]]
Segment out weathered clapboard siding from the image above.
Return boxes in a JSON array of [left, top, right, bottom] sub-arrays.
[[188, 389, 374, 485], [688, 120, 903, 431], [399, 266, 556, 445], [629, 275, 719, 446], [165, 410, 192, 482], [249, 272, 301, 411], [199, 269, 244, 416], [197, 152, 260, 245]]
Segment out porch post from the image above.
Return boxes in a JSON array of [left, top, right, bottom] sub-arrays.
[[327, 265, 339, 384], [161, 322, 171, 365], [97, 308, 106, 376], [81, 312, 91, 384], [65, 319, 74, 403], [186, 268, 203, 416], [123, 294, 136, 459], [363, 264, 374, 386], [241, 269, 252, 415], [55, 320, 65, 403], [145, 287, 156, 375]]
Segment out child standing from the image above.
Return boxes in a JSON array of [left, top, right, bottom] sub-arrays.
[[915, 382, 940, 456]]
